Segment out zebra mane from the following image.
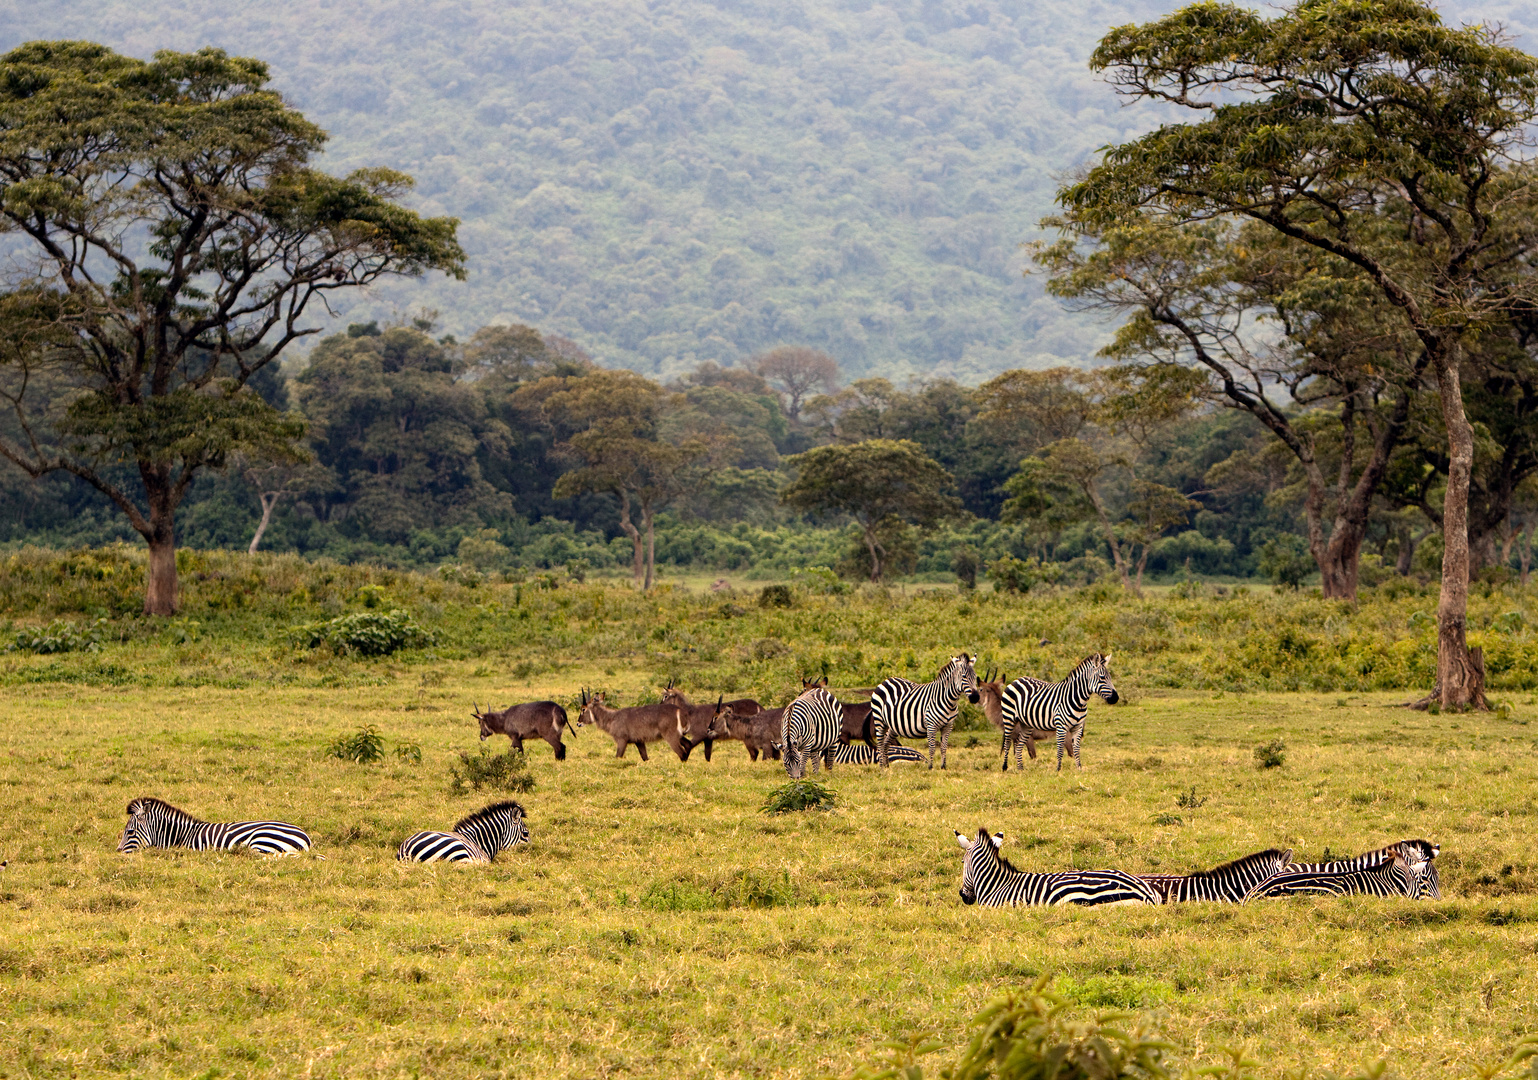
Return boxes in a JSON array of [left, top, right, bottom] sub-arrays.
[[1396, 839, 1439, 862], [973, 824, 1021, 873], [453, 801, 525, 834], [127, 797, 203, 823], [1073, 653, 1107, 672], [1187, 847, 1291, 878]]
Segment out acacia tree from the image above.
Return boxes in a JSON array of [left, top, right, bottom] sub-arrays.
[[1067, 0, 1538, 707], [0, 43, 464, 614], [751, 345, 840, 420], [1034, 213, 1428, 598], [781, 439, 960, 582]]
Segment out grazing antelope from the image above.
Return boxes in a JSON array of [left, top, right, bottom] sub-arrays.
[[472, 700, 575, 759], [575, 689, 693, 761], [662, 682, 762, 761]]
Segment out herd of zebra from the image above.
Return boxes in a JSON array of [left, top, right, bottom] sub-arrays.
[[955, 831, 1443, 906], [561, 652, 1119, 777]]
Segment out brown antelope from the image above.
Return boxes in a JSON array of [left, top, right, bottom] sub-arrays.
[[575, 689, 693, 761], [974, 667, 1051, 766], [471, 701, 575, 760], [662, 682, 762, 761]]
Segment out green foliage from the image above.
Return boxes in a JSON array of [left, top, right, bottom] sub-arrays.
[[395, 742, 423, 765], [7, 617, 107, 654], [286, 610, 436, 657], [328, 725, 385, 764], [761, 778, 836, 814], [628, 869, 805, 912], [447, 747, 535, 795], [1258, 536, 1312, 591], [953, 548, 980, 591], [1255, 740, 1287, 770], [1174, 786, 1207, 810], [988, 555, 1063, 594], [758, 585, 793, 609]]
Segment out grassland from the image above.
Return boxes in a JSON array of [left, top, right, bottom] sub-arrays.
[[1, 550, 1537, 1078]]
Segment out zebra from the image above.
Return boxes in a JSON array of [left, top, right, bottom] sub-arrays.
[[780, 685, 845, 779], [1245, 851, 1418, 901], [833, 742, 925, 765], [999, 653, 1119, 772], [397, 801, 530, 863], [953, 827, 1163, 907], [1138, 848, 1294, 903], [1283, 839, 1441, 899], [117, 797, 311, 855], [870, 653, 979, 769]]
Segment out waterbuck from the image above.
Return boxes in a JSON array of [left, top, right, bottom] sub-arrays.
[[736, 706, 783, 761], [837, 700, 874, 748], [472, 700, 575, 760], [974, 668, 1050, 764], [662, 683, 762, 761], [575, 689, 693, 761]]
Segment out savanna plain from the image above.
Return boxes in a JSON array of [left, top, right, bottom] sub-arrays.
[[1, 550, 1536, 1079]]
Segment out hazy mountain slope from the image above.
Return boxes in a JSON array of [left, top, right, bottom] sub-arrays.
[[1, 0, 1527, 381]]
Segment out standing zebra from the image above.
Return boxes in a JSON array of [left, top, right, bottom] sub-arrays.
[[397, 801, 530, 863], [1000, 653, 1118, 772], [1138, 848, 1293, 903], [954, 828, 1163, 906], [870, 653, 979, 769], [1282, 839, 1440, 899], [117, 797, 311, 855], [1245, 852, 1418, 901], [780, 685, 845, 779]]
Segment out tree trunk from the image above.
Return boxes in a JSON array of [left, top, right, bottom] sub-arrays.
[[248, 491, 281, 555], [144, 502, 179, 616], [862, 520, 885, 582], [616, 490, 643, 586], [641, 501, 656, 592], [1520, 519, 1533, 587], [1430, 344, 1488, 710], [1396, 524, 1420, 576]]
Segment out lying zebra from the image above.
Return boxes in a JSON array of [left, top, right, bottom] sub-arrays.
[[833, 742, 924, 765], [117, 797, 311, 855], [397, 801, 530, 863], [1246, 851, 1418, 900], [954, 827, 1163, 906], [1138, 848, 1294, 903]]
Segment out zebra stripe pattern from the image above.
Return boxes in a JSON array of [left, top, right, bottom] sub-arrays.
[[397, 801, 530, 863], [954, 827, 1163, 907], [1245, 852, 1417, 901], [833, 742, 925, 765], [1283, 839, 1441, 899], [1000, 653, 1118, 772], [1138, 848, 1294, 903], [870, 653, 978, 769], [780, 687, 844, 779], [117, 797, 311, 855]]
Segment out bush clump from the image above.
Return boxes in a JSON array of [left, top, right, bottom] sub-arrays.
[[448, 747, 535, 795], [328, 725, 385, 764], [758, 584, 793, 608], [761, 778, 836, 814], [8, 618, 108, 655], [1254, 739, 1287, 769], [286, 609, 435, 656]]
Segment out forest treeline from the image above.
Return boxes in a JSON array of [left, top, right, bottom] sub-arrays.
[[5, 311, 1525, 592]]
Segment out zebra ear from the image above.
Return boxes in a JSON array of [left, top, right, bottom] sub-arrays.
[[989, 832, 1004, 849], [954, 831, 972, 850], [1103, 651, 1113, 664]]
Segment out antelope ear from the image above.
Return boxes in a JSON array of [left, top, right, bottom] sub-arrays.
[[989, 832, 1004, 849], [954, 831, 972, 850]]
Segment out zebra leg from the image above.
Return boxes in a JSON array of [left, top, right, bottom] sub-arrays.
[[926, 723, 937, 770], [939, 722, 951, 770], [1056, 725, 1067, 772], [1072, 722, 1084, 768]]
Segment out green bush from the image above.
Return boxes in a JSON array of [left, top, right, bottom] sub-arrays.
[[1258, 535, 1311, 590], [7, 617, 108, 654], [758, 584, 793, 608], [987, 554, 1062, 593], [328, 725, 385, 764], [447, 747, 535, 795], [1254, 739, 1287, 769], [762, 778, 836, 814], [286, 609, 435, 656]]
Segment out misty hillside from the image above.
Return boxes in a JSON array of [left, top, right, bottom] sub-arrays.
[[1, 0, 1529, 381]]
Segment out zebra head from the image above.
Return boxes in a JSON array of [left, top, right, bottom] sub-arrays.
[[118, 798, 155, 853], [1085, 653, 1118, 704], [947, 653, 980, 704], [953, 827, 1005, 905]]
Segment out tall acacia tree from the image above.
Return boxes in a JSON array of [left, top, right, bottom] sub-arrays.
[[1067, 0, 1538, 708], [0, 42, 464, 613]]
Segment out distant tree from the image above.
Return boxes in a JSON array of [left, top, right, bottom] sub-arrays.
[[781, 439, 960, 582], [752, 346, 840, 420], [0, 42, 464, 613]]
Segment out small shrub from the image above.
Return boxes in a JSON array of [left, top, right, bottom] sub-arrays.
[[565, 558, 590, 584], [448, 747, 535, 795], [1153, 813, 1183, 827], [8, 617, 108, 655], [761, 778, 836, 814], [1255, 739, 1287, 769], [1174, 786, 1207, 809], [394, 742, 423, 765], [286, 610, 435, 657], [328, 725, 385, 764], [759, 584, 793, 608]]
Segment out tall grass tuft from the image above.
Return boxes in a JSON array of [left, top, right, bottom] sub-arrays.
[[447, 747, 535, 794], [762, 778, 836, 814]]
